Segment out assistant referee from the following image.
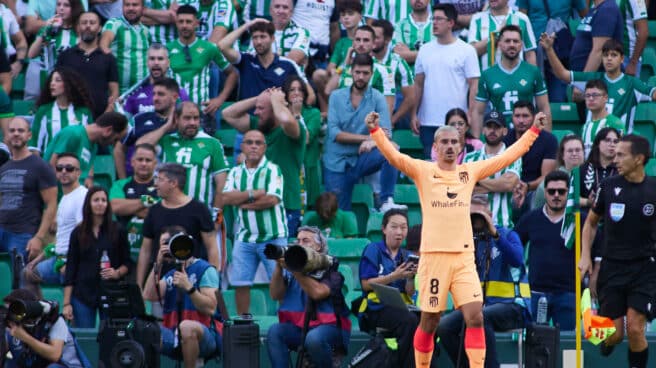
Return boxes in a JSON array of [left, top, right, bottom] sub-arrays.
[[579, 134, 656, 368]]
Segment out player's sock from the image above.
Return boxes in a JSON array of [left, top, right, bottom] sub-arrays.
[[413, 327, 434, 367], [464, 326, 486, 368], [628, 347, 648, 368]]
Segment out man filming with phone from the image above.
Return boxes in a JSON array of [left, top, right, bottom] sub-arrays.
[[266, 226, 351, 368], [142, 226, 223, 367], [437, 195, 530, 368]]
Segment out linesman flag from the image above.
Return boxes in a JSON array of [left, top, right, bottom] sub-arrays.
[[561, 167, 580, 249]]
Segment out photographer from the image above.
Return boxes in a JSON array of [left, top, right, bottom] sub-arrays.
[[267, 226, 351, 368], [437, 195, 530, 368], [142, 226, 223, 367], [3, 289, 88, 368]]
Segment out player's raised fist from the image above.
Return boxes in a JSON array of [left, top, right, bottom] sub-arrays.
[[532, 112, 547, 130], [365, 112, 380, 131]]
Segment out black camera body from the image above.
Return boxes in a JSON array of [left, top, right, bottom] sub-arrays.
[[3, 300, 59, 327], [264, 243, 288, 260]]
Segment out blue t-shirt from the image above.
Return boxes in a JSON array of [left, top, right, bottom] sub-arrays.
[[569, 0, 623, 71], [359, 241, 410, 311], [504, 129, 557, 183], [235, 53, 304, 100], [514, 208, 576, 293]]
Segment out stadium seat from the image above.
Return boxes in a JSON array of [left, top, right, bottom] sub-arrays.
[[13, 100, 35, 116], [215, 128, 238, 159], [393, 129, 423, 159], [93, 155, 116, 190], [329, 238, 370, 290], [633, 103, 656, 154], [649, 21, 656, 52], [251, 282, 278, 316], [10, 73, 25, 100], [646, 160, 656, 176], [338, 264, 356, 295], [550, 102, 581, 135], [351, 184, 374, 236], [222, 288, 269, 317], [365, 212, 383, 243], [42, 286, 64, 312], [0, 254, 12, 299], [393, 184, 422, 226], [641, 48, 656, 83], [552, 129, 575, 143]]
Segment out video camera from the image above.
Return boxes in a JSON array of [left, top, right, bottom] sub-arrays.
[[0, 300, 59, 328]]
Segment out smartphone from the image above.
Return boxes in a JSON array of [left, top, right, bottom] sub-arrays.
[[407, 254, 419, 265]]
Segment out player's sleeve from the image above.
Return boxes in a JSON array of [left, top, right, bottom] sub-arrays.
[[471, 127, 540, 180], [370, 128, 420, 179]]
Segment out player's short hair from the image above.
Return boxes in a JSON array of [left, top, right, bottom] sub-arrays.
[[153, 77, 180, 94], [433, 125, 459, 141], [602, 39, 624, 56], [544, 170, 570, 188], [621, 134, 651, 166], [176, 4, 198, 16], [371, 19, 394, 40], [512, 100, 536, 116], [338, 0, 363, 14], [251, 21, 275, 36], [157, 162, 187, 190], [584, 79, 608, 94], [433, 4, 457, 22]]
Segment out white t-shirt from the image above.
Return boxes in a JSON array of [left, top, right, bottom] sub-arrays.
[[414, 38, 480, 127], [291, 0, 335, 48], [0, 4, 20, 57], [49, 317, 84, 368], [55, 185, 88, 255]]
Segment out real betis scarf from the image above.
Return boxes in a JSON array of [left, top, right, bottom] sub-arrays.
[[560, 167, 580, 249]]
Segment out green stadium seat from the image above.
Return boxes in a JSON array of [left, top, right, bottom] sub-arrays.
[[633, 103, 656, 154], [221, 288, 269, 317], [329, 238, 370, 290], [641, 48, 656, 83], [13, 100, 35, 116], [365, 212, 383, 243], [351, 184, 374, 236], [0, 255, 12, 299], [251, 282, 278, 316], [93, 155, 116, 190], [215, 128, 238, 159], [550, 102, 581, 135], [648, 21, 656, 52], [646, 160, 656, 176], [552, 129, 575, 143], [338, 264, 356, 295], [393, 184, 422, 226], [393, 129, 423, 159], [42, 286, 64, 312]]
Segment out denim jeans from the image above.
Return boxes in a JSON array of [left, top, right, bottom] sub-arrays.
[[267, 322, 348, 368], [0, 227, 31, 258], [71, 296, 102, 328], [286, 209, 301, 238], [228, 237, 286, 286], [160, 323, 222, 359], [419, 126, 439, 159], [437, 303, 526, 368], [530, 290, 575, 330], [35, 256, 65, 285], [323, 149, 399, 211]]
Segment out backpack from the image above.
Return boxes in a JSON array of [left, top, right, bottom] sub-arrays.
[[347, 333, 392, 368]]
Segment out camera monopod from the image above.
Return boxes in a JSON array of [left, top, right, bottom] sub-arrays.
[[168, 233, 194, 368]]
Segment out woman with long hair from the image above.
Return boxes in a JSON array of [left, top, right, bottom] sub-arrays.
[[282, 75, 323, 208], [580, 127, 620, 211], [29, 67, 94, 152], [431, 108, 483, 163], [27, 0, 84, 62], [63, 186, 130, 328]]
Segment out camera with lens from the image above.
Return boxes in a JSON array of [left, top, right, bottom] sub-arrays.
[[264, 243, 288, 260], [470, 213, 491, 241], [1, 300, 59, 328], [163, 232, 195, 271], [284, 245, 337, 279]]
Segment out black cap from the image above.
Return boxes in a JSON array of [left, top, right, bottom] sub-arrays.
[[483, 111, 506, 127]]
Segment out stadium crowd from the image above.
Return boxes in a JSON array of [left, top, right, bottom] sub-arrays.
[[0, 0, 656, 367]]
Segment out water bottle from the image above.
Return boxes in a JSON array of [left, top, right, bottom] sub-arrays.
[[100, 250, 110, 270], [536, 295, 548, 324]]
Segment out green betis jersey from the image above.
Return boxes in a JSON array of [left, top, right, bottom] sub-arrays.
[[300, 106, 322, 207], [464, 145, 522, 227], [364, 0, 414, 26], [44, 125, 97, 181], [37, 26, 78, 61], [378, 49, 414, 89], [167, 38, 230, 105], [303, 209, 358, 238], [103, 17, 150, 93], [476, 61, 547, 123], [468, 9, 537, 70], [29, 102, 93, 153], [224, 158, 287, 242], [246, 0, 271, 21], [213, 0, 241, 32], [338, 61, 396, 96], [329, 37, 352, 66], [571, 71, 656, 130], [581, 114, 625, 157], [246, 21, 311, 62], [249, 116, 307, 210], [145, 0, 200, 44], [109, 177, 158, 253], [617, 0, 648, 59], [197, 1, 217, 39], [393, 14, 434, 53], [158, 131, 230, 205]]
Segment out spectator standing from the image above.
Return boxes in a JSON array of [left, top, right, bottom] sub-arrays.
[[580, 80, 624, 157], [267, 226, 351, 368], [100, 0, 151, 94], [29, 67, 94, 154], [110, 143, 159, 258], [435, 0, 485, 32], [364, 0, 412, 26], [268, 0, 311, 68], [23, 153, 88, 297], [471, 25, 551, 133], [465, 111, 522, 228], [291, 0, 336, 68], [222, 130, 288, 315], [222, 88, 307, 237], [468, 0, 537, 71], [617, 0, 648, 77], [0, 41, 13, 130], [413, 3, 480, 157], [63, 186, 131, 328], [579, 135, 655, 368], [514, 170, 576, 330], [208, 0, 242, 43], [393, 0, 434, 65], [0, 1, 27, 78], [431, 108, 484, 164], [322, 54, 405, 212], [0, 118, 58, 261], [56, 11, 120, 118], [142, 0, 200, 45]]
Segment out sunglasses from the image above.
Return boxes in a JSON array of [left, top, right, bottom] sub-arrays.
[[55, 165, 79, 172], [546, 188, 567, 196]]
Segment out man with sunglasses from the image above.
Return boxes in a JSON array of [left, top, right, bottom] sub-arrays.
[[24, 153, 88, 297], [514, 170, 576, 330], [0, 117, 57, 264]]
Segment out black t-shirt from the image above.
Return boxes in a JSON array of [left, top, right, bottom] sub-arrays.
[[56, 45, 119, 118], [0, 155, 57, 234], [114, 177, 157, 227], [593, 175, 656, 260], [504, 129, 558, 183], [142, 199, 214, 262]]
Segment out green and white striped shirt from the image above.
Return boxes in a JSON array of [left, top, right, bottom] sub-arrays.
[[581, 114, 625, 157], [244, 0, 271, 21], [224, 157, 288, 243], [467, 9, 537, 70], [464, 145, 522, 228], [364, 0, 415, 26], [37, 26, 78, 61], [159, 131, 230, 206], [213, 0, 241, 32], [145, 0, 201, 44], [246, 20, 311, 63], [338, 61, 396, 96], [29, 102, 93, 153], [377, 48, 414, 89], [393, 14, 434, 54], [167, 38, 231, 105], [617, 0, 648, 60], [103, 17, 150, 93]]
